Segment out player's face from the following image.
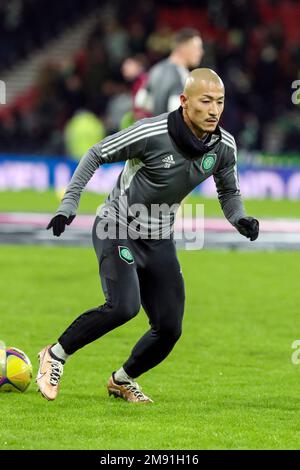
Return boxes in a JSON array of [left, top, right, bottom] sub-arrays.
[[181, 37, 204, 68], [181, 81, 224, 134]]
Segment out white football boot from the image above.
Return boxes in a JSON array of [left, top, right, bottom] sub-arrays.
[[36, 345, 64, 401]]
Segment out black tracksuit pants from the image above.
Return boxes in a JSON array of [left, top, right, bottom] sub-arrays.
[[59, 217, 185, 378]]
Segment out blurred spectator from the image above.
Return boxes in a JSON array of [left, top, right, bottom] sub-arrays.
[[103, 18, 130, 71], [263, 111, 300, 154], [146, 26, 174, 63], [28, 61, 63, 151], [239, 113, 261, 151], [58, 58, 86, 119], [80, 37, 112, 114], [136, 27, 204, 116], [64, 110, 105, 160], [127, 22, 148, 55], [281, 111, 300, 153], [105, 83, 133, 133], [121, 54, 150, 125]]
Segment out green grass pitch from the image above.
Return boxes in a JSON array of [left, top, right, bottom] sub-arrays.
[[1, 245, 300, 450]]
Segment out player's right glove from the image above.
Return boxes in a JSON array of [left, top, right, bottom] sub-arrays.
[[47, 214, 75, 237], [236, 217, 259, 241]]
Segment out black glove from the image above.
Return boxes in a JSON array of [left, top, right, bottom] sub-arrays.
[[47, 214, 75, 237], [236, 217, 259, 241]]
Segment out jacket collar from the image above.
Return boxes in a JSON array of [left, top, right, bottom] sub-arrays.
[[167, 106, 221, 159]]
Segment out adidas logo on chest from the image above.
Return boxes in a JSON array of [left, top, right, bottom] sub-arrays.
[[162, 154, 175, 168]]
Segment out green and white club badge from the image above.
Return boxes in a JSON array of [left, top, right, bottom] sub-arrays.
[[118, 246, 134, 264], [200, 153, 217, 173]]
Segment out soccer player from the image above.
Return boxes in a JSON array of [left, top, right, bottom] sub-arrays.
[[135, 28, 204, 116], [36, 68, 259, 403]]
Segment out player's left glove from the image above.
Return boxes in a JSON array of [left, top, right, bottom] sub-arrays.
[[236, 217, 259, 241], [47, 214, 75, 237]]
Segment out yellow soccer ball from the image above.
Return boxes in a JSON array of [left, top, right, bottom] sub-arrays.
[[0, 343, 32, 392]]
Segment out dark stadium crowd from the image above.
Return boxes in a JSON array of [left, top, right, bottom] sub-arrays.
[[0, 0, 299, 155]]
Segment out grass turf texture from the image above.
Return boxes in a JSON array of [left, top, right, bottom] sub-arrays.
[[1, 245, 300, 450], [0, 189, 300, 218]]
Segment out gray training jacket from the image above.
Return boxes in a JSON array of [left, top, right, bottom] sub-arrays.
[[56, 113, 246, 237]]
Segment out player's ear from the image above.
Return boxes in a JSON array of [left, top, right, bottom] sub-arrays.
[[180, 93, 188, 109]]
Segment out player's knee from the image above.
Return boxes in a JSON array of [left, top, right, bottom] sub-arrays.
[[98, 293, 140, 323], [169, 326, 182, 343], [159, 323, 182, 343], [120, 300, 140, 322], [106, 296, 140, 323]]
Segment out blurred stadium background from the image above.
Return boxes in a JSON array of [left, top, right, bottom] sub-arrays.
[[0, 0, 300, 248], [1, 0, 300, 451]]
